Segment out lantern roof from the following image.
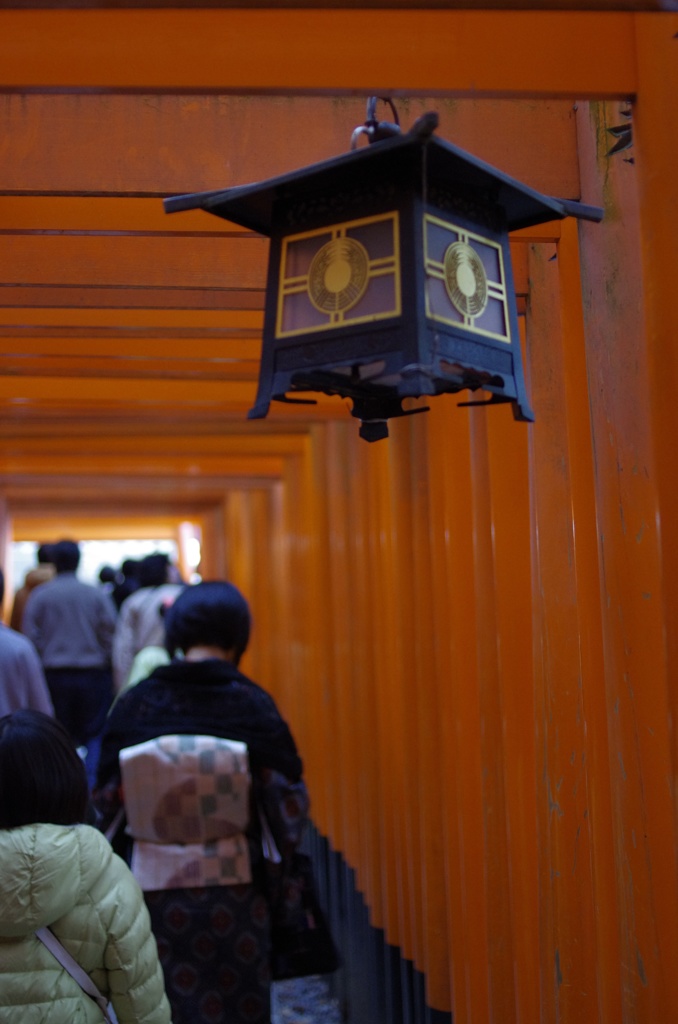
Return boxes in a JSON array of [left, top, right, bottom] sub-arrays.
[[164, 121, 602, 234]]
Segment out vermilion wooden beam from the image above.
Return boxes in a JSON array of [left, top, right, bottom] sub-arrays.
[[0, 453, 288, 477], [0, 308, 262, 330], [5, 433, 308, 457], [0, 197, 248, 233], [0, 337, 262, 360], [0, 382, 351, 417], [11, 515, 207, 543], [0, 411, 313, 438], [0, 354, 262, 380], [0, 287, 265, 312], [2, 0, 672, 11], [0, 98, 581, 199], [5, 479, 286, 503], [0, 398, 349, 424], [0, 375, 258, 404], [0, 235, 269, 290], [0, 10, 637, 98], [634, 27, 678, 1000]]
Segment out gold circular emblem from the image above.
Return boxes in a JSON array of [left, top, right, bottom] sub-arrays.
[[443, 241, 488, 318], [308, 237, 369, 314]]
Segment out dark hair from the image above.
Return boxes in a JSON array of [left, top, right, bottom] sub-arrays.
[[138, 552, 170, 588], [164, 581, 251, 664], [0, 710, 89, 828], [36, 543, 54, 565], [51, 539, 80, 573], [99, 565, 116, 584], [0, 566, 4, 607]]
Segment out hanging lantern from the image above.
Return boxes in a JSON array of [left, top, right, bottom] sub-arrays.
[[165, 99, 602, 441]]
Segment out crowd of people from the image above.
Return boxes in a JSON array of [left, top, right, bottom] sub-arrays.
[[0, 540, 310, 1024], [4, 543, 183, 787]]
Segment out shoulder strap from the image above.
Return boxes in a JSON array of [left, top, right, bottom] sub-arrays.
[[35, 927, 115, 1023]]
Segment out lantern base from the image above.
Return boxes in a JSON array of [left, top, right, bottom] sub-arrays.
[[247, 355, 533, 438]]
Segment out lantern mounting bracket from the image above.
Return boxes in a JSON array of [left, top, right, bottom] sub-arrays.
[[270, 394, 317, 406], [351, 96, 402, 149], [457, 394, 514, 410]]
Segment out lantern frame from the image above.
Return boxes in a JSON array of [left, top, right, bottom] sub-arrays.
[[165, 110, 602, 439]]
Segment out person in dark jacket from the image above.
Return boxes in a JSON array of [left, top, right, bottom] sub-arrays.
[[22, 539, 117, 788], [95, 580, 309, 1024]]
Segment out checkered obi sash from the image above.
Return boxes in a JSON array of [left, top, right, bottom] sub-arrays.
[[119, 734, 252, 891]]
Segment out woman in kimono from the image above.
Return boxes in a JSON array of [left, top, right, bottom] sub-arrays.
[[95, 581, 309, 1024]]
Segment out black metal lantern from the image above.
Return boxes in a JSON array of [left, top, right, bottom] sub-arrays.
[[165, 100, 602, 441]]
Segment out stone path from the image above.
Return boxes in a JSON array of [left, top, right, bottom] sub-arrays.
[[272, 975, 342, 1024]]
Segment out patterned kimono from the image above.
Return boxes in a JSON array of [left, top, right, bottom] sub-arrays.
[[95, 657, 308, 1024]]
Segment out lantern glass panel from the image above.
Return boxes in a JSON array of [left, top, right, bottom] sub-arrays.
[[346, 271, 399, 320], [279, 288, 329, 334], [285, 232, 331, 277], [475, 240, 501, 280], [276, 212, 401, 338], [345, 218, 396, 260], [424, 213, 510, 344], [474, 293, 509, 338]]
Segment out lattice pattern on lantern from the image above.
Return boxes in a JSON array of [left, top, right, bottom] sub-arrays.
[[424, 214, 511, 344], [275, 211, 401, 338]]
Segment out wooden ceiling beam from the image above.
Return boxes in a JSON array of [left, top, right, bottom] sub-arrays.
[[0, 197, 248, 233], [0, 338, 262, 360], [0, 308, 263, 331], [2, 433, 308, 457], [0, 375, 258, 404], [0, 288, 265, 312], [0, 396, 351, 424], [0, 462, 284, 481], [0, 235, 269, 291], [3, 482, 282, 514], [1, 0, 670, 12], [0, 454, 288, 477], [0, 411, 314, 438], [0, 354, 262, 380], [0, 11, 637, 98], [6, 477, 282, 500], [0, 97, 581, 200], [10, 513, 211, 543]]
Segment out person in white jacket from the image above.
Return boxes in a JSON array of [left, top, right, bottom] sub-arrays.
[[112, 553, 183, 693], [0, 709, 171, 1024]]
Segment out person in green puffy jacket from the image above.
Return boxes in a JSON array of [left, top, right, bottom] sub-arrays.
[[0, 709, 172, 1024]]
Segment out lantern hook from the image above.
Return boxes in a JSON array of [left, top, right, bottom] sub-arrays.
[[351, 96, 401, 149]]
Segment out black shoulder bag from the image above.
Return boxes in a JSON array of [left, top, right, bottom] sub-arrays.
[[260, 808, 341, 980]]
